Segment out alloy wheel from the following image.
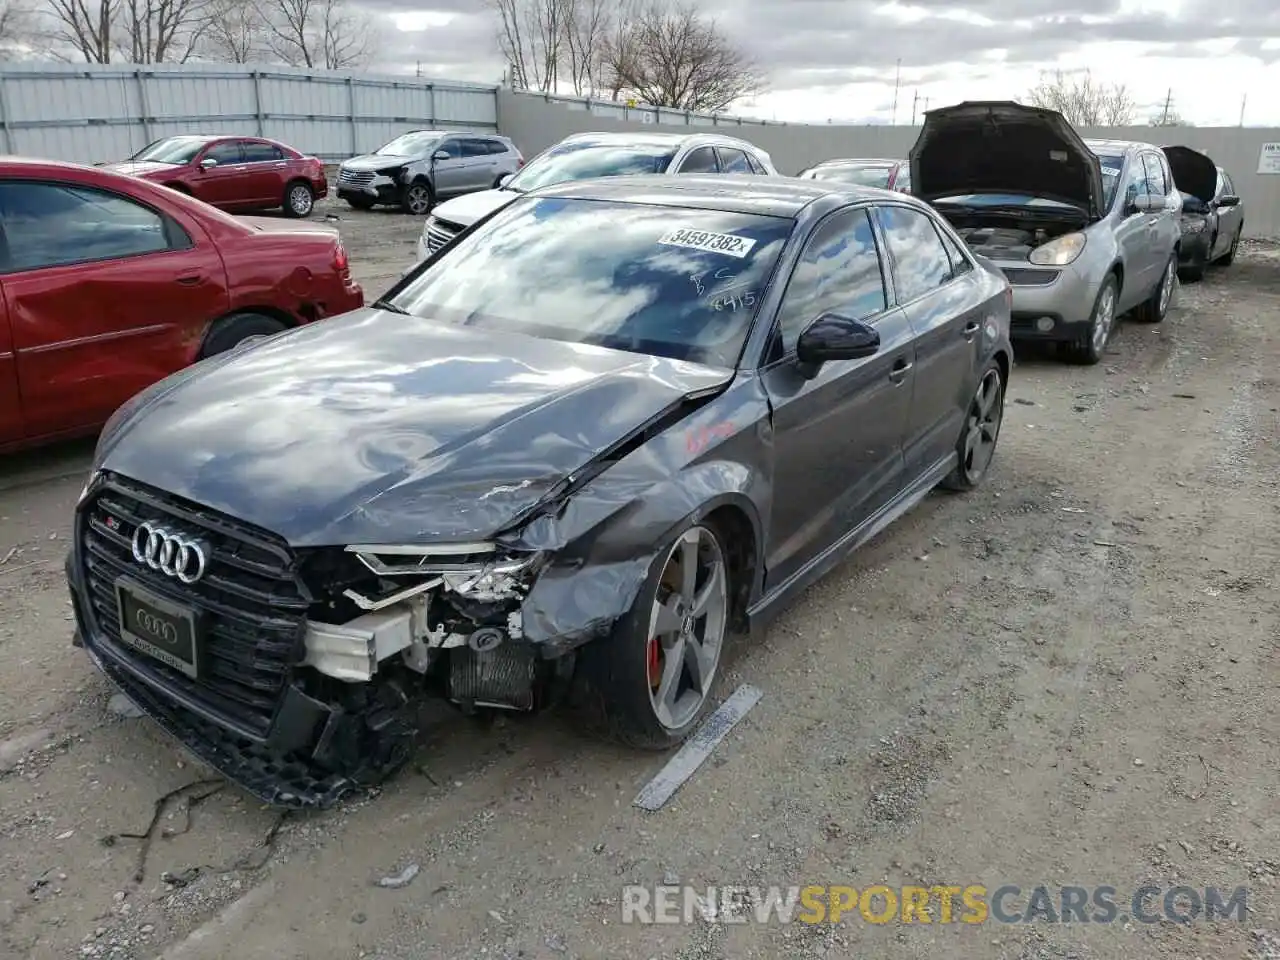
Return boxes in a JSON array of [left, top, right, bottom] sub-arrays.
[[1158, 258, 1175, 316], [1091, 282, 1117, 354], [406, 185, 431, 215], [645, 526, 728, 731], [962, 368, 1004, 484], [289, 184, 313, 216]]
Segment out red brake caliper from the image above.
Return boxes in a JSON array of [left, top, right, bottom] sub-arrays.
[[647, 633, 661, 688]]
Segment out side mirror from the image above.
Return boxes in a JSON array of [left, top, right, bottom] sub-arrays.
[[199, 157, 218, 170], [795, 313, 880, 369], [497, 173, 514, 188], [432, 149, 451, 162], [1216, 194, 1241, 208]]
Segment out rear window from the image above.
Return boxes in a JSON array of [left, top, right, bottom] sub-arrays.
[[807, 165, 895, 188], [390, 196, 795, 368]]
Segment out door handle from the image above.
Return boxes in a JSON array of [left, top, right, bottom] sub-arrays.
[[1147, 217, 1161, 226], [888, 359, 913, 384], [175, 274, 203, 285], [962, 320, 981, 340]]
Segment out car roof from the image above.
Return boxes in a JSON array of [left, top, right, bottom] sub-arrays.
[[811, 158, 902, 166], [529, 173, 918, 218], [1084, 138, 1158, 154], [559, 130, 760, 150]]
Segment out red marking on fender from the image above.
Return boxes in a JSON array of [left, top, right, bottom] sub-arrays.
[[686, 423, 735, 456]]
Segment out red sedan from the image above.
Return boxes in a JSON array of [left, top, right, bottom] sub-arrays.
[[0, 157, 364, 453], [102, 135, 329, 217]]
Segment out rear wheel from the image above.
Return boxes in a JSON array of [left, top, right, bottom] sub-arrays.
[[574, 520, 731, 749], [200, 312, 288, 359], [283, 180, 314, 218], [1064, 275, 1117, 365], [400, 180, 433, 216], [1134, 254, 1176, 324], [940, 359, 1005, 491]]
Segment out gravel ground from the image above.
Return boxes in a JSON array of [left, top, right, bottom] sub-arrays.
[[2, 192, 1279, 960]]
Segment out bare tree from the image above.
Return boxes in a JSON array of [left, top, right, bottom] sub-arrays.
[[0, 0, 35, 57], [201, 0, 263, 61], [561, 0, 615, 95], [489, 0, 565, 92], [1025, 68, 1135, 126], [120, 0, 213, 61], [44, 0, 117, 62], [260, 0, 374, 69], [602, 0, 760, 112]]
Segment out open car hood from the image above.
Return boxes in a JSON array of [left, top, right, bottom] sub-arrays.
[[1161, 145, 1216, 204], [909, 100, 1104, 218]]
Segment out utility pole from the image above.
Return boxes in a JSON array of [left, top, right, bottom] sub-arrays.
[[1160, 88, 1172, 125], [891, 59, 901, 125], [1239, 93, 1247, 126], [416, 61, 422, 78], [911, 89, 919, 126]]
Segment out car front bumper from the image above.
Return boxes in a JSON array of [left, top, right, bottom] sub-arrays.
[[994, 261, 1102, 343], [336, 173, 401, 204]]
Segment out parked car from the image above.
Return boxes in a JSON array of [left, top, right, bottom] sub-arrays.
[[102, 135, 328, 217], [1163, 146, 1245, 281], [66, 173, 1011, 807], [910, 101, 1182, 365], [0, 158, 363, 453], [798, 158, 911, 193], [415, 131, 778, 261], [336, 130, 523, 215]]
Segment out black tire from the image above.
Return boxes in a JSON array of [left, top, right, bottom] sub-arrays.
[[1134, 254, 1176, 324], [400, 180, 433, 216], [345, 197, 375, 210], [940, 358, 1005, 492], [1063, 274, 1119, 365], [573, 518, 733, 749], [200, 312, 288, 359], [1218, 227, 1241, 266], [283, 179, 314, 218]]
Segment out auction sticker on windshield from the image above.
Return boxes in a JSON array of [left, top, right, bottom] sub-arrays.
[[659, 228, 757, 258]]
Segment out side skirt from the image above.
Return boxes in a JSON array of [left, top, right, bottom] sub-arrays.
[[745, 453, 957, 633]]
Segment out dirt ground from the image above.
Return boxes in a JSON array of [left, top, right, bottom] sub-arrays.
[[2, 192, 1279, 960]]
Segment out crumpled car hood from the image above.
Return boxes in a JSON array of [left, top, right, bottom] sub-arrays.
[[909, 100, 1105, 218], [1161, 145, 1217, 204], [99, 308, 732, 547], [341, 154, 415, 171]]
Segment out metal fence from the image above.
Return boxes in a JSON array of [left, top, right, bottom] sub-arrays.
[[0, 62, 498, 162], [508, 90, 783, 128]]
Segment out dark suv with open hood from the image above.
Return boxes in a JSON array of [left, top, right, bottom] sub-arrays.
[[1163, 146, 1245, 281], [911, 101, 1183, 365]]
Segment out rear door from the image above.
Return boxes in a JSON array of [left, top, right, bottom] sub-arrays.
[[461, 137, 502, 189], [716, 146, 752, 174], [874, 203, 984, 477], [761, 205, 914, 592], [674, 146, 719, 174], [0, 178, 229, 437], [191, 139, 248, 207], [240, 139, 288, 206], [0, 281, 21, 445]]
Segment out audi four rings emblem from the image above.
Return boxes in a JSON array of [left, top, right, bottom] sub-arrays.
[[134, 608, 179, 644], [131, 522, 210, 584]]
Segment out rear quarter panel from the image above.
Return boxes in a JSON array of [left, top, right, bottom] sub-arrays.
[[218, 231, 361, 322]]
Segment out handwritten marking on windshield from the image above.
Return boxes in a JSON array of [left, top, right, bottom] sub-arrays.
[[710, 290, 758, 312], [691, 267, 739, 296]]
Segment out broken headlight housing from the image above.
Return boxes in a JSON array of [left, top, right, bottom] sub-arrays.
[[346, 543, 544, 603]]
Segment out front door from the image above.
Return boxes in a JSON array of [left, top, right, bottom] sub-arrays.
[[239, 139, 288, 207], [1114, 155, 1157, 312], [0, 282, 21, 445], [191, 140, 248, 207], [874, 203, 983, 476], [761, 205, 915, 593], [430, 139, 467, 197], [0, 178, 229, 437]]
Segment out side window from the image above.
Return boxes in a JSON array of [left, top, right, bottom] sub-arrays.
[[1141, 153, 1167, 196], [241, 141, 283, 163], [773, 207, 887, 355], [460, 138, 492, 158], [677, 146, 718, 173], [1221, 171, 1235, 196], [486, 139, 509, 155], [434, 139, 461, 159], [0, 181, 175, 273], [895, 167, 911, 193], [203, 141, 243, 165], [718, 147, 751, 173], [745, 152, 767, 175], [877, 204, 953, 301], [936, 223, 973, 279], [1122, 155, 1150, 208]]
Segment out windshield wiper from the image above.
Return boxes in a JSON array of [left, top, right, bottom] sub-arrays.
[[372, 298, 410, 315]]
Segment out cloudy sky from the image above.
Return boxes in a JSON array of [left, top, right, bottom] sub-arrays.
[[368, 0, 1280, 127]]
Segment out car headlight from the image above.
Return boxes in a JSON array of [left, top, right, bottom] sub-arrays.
[[1028, 232, 1087, 266], [378, 166, 406, 181], [345, 543, 544, 602]]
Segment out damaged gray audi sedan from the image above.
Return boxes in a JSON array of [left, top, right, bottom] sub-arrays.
[[66, 175, 1013, 807]]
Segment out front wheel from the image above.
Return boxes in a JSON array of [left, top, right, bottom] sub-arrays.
[[940, 359, 1005, 492], [574, 520, 732, 748], [1134, 254, 1176, 324], [400, 181, 433, 216], [1064, 275, 1118, 365]]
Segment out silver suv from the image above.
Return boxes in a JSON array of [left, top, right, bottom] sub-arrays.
[[911, 102, 1182, 365], [336, 130, 524, 215], [414, 131, 778, 261]]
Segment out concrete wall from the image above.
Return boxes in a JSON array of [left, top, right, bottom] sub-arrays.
[[497, 91, 1280, 239]]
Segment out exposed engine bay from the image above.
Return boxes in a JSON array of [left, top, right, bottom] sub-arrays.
[[939, 207, 1087, 262]]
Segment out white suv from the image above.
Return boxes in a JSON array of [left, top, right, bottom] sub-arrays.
[[414, 131, 777, 262]]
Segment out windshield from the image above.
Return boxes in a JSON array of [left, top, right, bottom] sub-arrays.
[[1093, 153, 1124, 210], [389, 197, 793, 368], [375, 132, 442, 156], [130, 137, 209, 164], [505, 142, 678, 192], [805, 164, 894, 188]]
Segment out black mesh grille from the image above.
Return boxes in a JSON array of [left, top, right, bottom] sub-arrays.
[[81, 475, 308, 739]]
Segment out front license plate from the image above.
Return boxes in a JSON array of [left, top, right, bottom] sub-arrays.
[[114, 578, 202, 679]]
